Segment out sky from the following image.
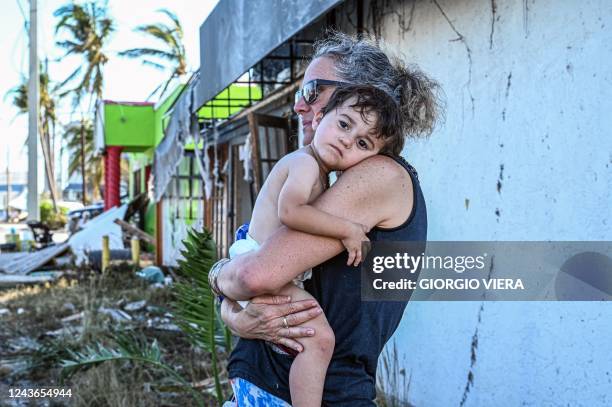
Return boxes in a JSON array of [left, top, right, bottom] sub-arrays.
[[0, 0, 218, 183]]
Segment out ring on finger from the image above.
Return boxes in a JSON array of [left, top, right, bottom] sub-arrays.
[[282, 316, 289, 329]]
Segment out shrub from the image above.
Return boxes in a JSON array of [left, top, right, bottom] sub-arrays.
[[39, 200, 69, 229]]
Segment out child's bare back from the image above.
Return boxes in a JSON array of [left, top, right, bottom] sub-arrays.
[[247, 147, 326, 244]]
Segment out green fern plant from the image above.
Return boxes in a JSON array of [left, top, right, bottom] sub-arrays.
[[173, 227, 232, 404]]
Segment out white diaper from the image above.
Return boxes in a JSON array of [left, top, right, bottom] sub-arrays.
[[228, 233, 312, 308], [229, 233, 260, 258]]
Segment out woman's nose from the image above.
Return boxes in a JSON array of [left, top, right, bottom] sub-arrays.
[[293, 95, 309, 115]]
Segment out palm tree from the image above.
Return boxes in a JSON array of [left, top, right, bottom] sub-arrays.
[[119, 9, 187, 99], [54, 1, 114, 204], [62, 119, 103, 202], [9, 63, 60, 211], [54, 1, 114, 107]]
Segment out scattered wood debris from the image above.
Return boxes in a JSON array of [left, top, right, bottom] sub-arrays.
[[0, 272, 64, 288], [0, 244, 69, 275], [114, 219, 155, 246]]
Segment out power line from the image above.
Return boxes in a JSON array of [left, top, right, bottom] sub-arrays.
[[14, 0, 27, 24], [12, 0, 29, 77]]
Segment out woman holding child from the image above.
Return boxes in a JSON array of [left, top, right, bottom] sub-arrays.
[[211, 32, 442, 406]]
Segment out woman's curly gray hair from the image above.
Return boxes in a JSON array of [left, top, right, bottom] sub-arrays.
[[313, 31, 443, 140]]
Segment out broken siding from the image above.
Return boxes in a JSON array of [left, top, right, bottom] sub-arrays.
[[161, 153, 205, 266], [200, 94, 296, 259]]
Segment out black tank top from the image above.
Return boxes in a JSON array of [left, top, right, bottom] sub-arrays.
[[228, 156, 427, 405]]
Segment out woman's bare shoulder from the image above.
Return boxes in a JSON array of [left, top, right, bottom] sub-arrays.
[[332, 155, 412, 228], [342, 155, 408, 183]]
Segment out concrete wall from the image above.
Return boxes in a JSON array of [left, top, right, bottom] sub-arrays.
[[362, 0, 612, 405]]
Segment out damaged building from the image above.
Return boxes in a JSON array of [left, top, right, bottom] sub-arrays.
[[130, 0, 610, 405]]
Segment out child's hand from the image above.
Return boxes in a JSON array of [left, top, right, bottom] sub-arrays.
[[342, 223, 370, 266]]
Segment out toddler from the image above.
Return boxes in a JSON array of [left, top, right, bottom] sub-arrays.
[[228, 84, 404, 406]]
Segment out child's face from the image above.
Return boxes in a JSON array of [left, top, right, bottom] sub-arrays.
[[311, 97, 386, 171]]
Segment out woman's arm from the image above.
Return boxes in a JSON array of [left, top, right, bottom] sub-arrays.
[[217, 155, 411, 300]]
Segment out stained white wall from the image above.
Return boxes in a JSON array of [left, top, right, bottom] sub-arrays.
[[370, 0, 612, 405]]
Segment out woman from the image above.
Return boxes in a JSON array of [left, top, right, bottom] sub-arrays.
[[214, 32, 441, 405]]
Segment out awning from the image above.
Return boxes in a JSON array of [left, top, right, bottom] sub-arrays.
[[196, 0, 343, 109]]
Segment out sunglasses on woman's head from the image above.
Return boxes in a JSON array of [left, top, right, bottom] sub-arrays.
[[294, 79, 350, 105]]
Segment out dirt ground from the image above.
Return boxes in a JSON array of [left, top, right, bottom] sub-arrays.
[[0, 264, 230, 406]]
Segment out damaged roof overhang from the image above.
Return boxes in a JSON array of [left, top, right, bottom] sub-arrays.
[[195, 0, 343, 110]]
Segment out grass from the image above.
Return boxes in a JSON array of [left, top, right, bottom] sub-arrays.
[[376, 339, 414, 407], [1, 258, 412, 405], [0, 263, 229, 406]]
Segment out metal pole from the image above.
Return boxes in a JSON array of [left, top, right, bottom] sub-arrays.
[[5, 162, 9, 222], [80, 122, 87, 205], [27, 0, 39, 220]]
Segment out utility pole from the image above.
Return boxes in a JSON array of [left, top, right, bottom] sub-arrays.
[[27, 0, 39, 220]]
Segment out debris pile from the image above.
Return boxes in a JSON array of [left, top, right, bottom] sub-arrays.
[[0, 195, 155, 287], [0, 264, 224, 405]]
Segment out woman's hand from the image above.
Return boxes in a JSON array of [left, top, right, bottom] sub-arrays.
[[220, 294, 323, 353]]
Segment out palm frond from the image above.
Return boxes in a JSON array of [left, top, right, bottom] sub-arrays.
[[172, 228, 228, 404], [57, 66, 83, 91], [157, 9, 183, 37], [93, 65, 103, 99], [154, 74, 179, 101], [54, 1, 113, 105], [59, 333, 205, 406], [141, 59, 167, 71], [145, 81, 165, 101], [119, 47, 175, 61], [55, 39, 80, 51], [135, 24, 173, 42], [62, 119, 100, 184], [119, 8, 186, 83], [173, 228, 220, 350], [7, 83, 28, 112], [53, 5, 77, 32]]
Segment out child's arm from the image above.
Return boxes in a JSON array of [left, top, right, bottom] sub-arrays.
[[278, 154, 369, 266]]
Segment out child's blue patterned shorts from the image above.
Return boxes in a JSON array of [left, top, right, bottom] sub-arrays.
[[223, 377, 291, 407]]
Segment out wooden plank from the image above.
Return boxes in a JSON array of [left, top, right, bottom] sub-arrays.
[[113, 219, 156, 246], [0, 273, 63, 288]]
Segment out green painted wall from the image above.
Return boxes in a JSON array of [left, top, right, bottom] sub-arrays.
[[104, 103, 155, 151], [102, 82, 262, 253]]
